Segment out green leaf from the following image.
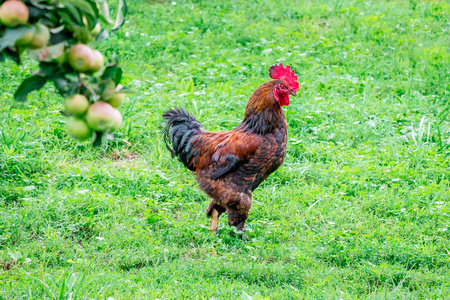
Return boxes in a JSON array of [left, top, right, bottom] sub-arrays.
[[57, 274, 66, 300], [30, 0, 55, 10], [52, 75, 79, 98], [0, 26, 34, 52], [28, 43, 65, 62], [38, 61, 61, 77], [96, 0, 113, 24], [60, 0, 96, 18], [101, 65, 123, 85], [59, 4, 83, 25], [186, 78, 194, 93], [1, 48, 21, 64], [73, 25, 93, 43], [28, 4, 51, 19], [14, 75, 48, 101], [49, 29, 73, 45], [438, 106, 449, 124], [112, 0, 127, 32], [113, 68, 123, 85]]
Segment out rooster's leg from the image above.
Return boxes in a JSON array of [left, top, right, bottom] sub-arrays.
[[228, 209, 249, 239], [206, 200, 225, 234], [227, 194, 252, 240], [210, 209, 219, 233]]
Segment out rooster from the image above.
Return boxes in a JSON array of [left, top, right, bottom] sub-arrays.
[[162, 63, 298, 237]]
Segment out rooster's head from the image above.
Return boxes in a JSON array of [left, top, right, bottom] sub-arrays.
[[269, 63, 299, 107]]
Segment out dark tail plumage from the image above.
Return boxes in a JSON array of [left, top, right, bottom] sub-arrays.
[[162, 108, 204, 170]]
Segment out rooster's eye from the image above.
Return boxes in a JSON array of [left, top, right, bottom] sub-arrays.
[[280, 84, 286, 89]]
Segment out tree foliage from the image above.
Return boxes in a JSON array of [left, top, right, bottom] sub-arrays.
[[0, 0, 128, 145]]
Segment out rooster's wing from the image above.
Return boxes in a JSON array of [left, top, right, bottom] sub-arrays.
[[190, 130, 261, 179]]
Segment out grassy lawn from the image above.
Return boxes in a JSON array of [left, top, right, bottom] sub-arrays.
[[1, 0, 450, 298]]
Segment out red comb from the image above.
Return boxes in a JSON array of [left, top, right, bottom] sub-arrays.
[[269, 63, 299, 92]]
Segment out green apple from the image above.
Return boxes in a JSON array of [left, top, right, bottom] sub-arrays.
[[55, 50, 67, 63], [85, 102, 122, 132], [15, 31, 33, 46], [0, 0, 29, 27], [66, 117, 93, 141], [68, 44, 94, 72], [28, 23, 50, 49], [107, 93, 125, 108], [101, 80, 116, 101], [64, 94, 89, 115], [90, 50, 103, 72]]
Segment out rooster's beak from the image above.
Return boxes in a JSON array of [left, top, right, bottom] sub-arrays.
[[289, 90, 297, 97]]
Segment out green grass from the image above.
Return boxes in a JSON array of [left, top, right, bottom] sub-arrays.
[[1, 0, 450, 298]]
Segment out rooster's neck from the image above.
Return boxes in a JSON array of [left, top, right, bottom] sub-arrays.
[[238, 81, 286, 135], [239, 106, 285, 135]]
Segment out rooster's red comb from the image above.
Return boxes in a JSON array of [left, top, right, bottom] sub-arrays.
[[269, 63, 299, 92]]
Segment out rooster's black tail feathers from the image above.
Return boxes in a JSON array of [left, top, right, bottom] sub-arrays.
[[162, 108, 204, 170]]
